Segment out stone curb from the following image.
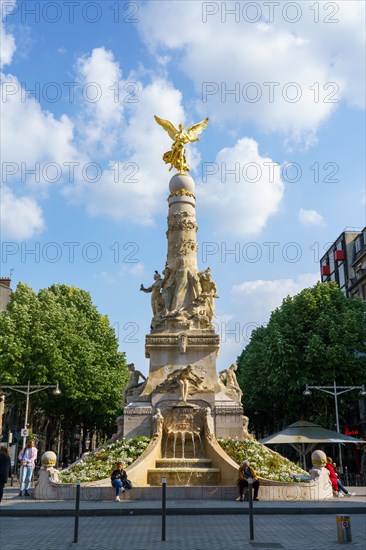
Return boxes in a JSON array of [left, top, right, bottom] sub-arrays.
[[1, 505, 365, 517]]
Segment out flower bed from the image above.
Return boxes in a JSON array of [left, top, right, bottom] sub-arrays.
[[218, 438, 309, 482], [59, 437, 150, 483]]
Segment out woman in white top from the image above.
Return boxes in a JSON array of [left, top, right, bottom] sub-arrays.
[[18, 440, 38, 497]]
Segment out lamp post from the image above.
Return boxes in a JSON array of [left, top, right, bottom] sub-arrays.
[[0, 380, 61, 450], [303, 381, 366, 472]]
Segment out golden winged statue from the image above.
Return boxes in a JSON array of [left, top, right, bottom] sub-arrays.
[[154, 115, 209, 173]]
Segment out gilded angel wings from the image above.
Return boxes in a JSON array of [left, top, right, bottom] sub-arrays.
[[154, 116, 209, 173]]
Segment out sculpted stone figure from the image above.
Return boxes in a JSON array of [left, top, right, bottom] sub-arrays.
[[177, 365, 192, 402], [170, 258, 201, 313], [219, 364, 243, 403], [242, 415, 253, 440], [154, 116, 209, 173], [198, 267, 218, 321], [203, 407, 215, 440], [152, 408, 164, 438], [154, 364, 208, 402], [140, 271, 163, 316], [179, 333, 188, 353], [123, 363, 147, 405], [161, 265, 175, 314]]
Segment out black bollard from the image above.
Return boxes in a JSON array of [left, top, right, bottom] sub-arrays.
[[248, 478, 254, 541], [73, 479, 81, 544], [162, 477, 167, 542]]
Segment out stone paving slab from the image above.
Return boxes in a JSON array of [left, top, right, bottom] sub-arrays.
[[1, 487, 365, 517], [1, 513, 365, 550]]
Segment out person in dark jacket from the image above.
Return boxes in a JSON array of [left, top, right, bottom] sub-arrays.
[[111, 462, 127, 502], [0, 446, 11, 503], [236, 459, 260, 501]]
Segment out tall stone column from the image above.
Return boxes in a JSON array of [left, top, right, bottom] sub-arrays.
[[140, 172, 220, 398], [124, 171, 243, 439], [166, 173, 198, 274]]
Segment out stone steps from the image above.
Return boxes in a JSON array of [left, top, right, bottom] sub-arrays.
[[147, 467, 221, 486], [162, 438, 205, 459], [156, 458, 212, 468]]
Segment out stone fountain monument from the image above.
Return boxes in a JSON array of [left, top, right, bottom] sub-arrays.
[[37, 117, 329, 500], [122, 116, 248, 487]]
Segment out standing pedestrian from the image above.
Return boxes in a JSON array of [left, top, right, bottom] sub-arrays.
[[360, 446, 366, 485], [18, 439, 38, 497], [0, 446, 11, 502]]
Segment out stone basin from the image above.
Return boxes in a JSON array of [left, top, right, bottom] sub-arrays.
[[147, 466, 221, 486], [156, 458, 212, 468]]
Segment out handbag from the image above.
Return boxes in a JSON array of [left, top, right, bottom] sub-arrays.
[[20, 449, 28, 466], [124, 479, 133, 490]]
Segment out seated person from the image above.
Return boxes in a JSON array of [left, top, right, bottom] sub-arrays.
[[237, 460, 260, 502], [325, 457, 354, 497], [111, 462, 128, 502]]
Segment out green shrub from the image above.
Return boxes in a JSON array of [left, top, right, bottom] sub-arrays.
[[219, 438, 308, 482], [59, 437, 150, 483]]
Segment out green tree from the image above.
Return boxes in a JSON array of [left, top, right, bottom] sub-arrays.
[[237, 282, 366, 435], [0, 282, 129, 451]]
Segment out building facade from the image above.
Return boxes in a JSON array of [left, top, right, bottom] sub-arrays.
[[0, 277, 12, 311], [320, 227, 366, 302]]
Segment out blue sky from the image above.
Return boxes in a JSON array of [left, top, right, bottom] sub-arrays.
[[1, 0, 365, 375]]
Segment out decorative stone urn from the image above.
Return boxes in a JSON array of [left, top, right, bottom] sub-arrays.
[[309, 450, 333, 500], [34, 451, 61, 500]]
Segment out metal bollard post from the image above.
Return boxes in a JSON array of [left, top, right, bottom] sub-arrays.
[[162, 477, 167, 542], [73, 479, 81, 544], [248, 478, 254, 541], [336, 515, 352, 544], [19, 464, 24, 495], [345, 466, 349, 487]]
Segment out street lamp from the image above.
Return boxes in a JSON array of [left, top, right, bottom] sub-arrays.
[[0, 380, 61, 450], [303, 381, 366, 472]]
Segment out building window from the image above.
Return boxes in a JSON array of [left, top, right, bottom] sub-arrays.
[[355, 238, 361, 254], [338, 264, 345, 288], [362, 285, 366, 301]]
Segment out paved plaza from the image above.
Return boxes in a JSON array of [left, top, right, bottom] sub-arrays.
[[1, 486, 365, 550], [1, 513, 366, 550]]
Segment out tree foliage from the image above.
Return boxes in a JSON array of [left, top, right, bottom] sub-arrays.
[[237, 282, 366, 434], [0, 282, 129, 442]]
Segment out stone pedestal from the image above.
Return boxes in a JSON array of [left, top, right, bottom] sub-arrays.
[[123, 403, 153, 439], [214, 403, 245, 440], [142, 330, 221, 396]]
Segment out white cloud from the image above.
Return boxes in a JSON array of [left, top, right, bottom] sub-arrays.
[[94, 271, 118, 284], [0, 0, 16, 68], [298, 208, 325, 227], [0, 185, 45, 239], [76, 47, 125, 156], [1, 42, 190, 229], [231, 272, 320, 323], [1, 73, 80, 173], [214, 273, 320, 368], [129, 263, 144, 277], [198, 137, 284, 236], [137, 1, 365, 144], [69, 68, 188, 224]]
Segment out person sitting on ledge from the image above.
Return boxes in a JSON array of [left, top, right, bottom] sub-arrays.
[[111, 462, 127, 502], [325, 457, 355, 497], [236, 460, 260, 502]]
